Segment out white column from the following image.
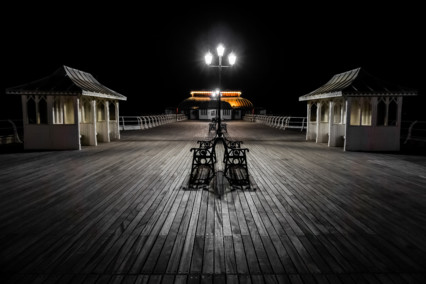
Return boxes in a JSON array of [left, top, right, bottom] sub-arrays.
[[115, 101, 120, 140], [344, 98, 351, 151], [91, 99, 97, 146], [328, 101, 335, 147], [306, 103, 311, 141], [316, 102, 321, 143], [105, 101, 110, 143], [74, 97, 81, 150]]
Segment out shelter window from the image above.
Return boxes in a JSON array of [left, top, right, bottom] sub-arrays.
[[310, 103, 317, 122], [388, 98, 398, 126], [53, 97, 62, 124], [97, 101, 105, 121], [109, 102, 116, 120], [201, 109, 207, 115], [26, 96, 48, 125], [53, 97, 75, 124], [333, 102, 342, 124], [64, 97, 75, 124], [82, 99, 92, 123], [27, 96, 37, 124], [38, 96, 48, 124], [361, 98, 372, 126], [376, 97, 398, 126], [350, 98, 371, 126], [350, 99, 361, 125], [377, 99, 386, 126], [320, 102, 329, 122]]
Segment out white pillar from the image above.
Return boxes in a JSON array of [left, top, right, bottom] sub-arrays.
[[344, 99, 351, 151], [316, 102, 321, 143], [116, 101, 120, 140], [75, 97, 81, 150], [306, 103, 311, 141], [328, 101, 335, 147], [91, 99, 97, 146], [105, 100, 110, 143]]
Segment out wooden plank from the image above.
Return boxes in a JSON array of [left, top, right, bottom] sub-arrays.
[[164, 190, 197, 273], [1, 121, 426, 282], [196, 190, 209, 236], [214, 235, 225, 274], [190, 235, 204, 274], [177, 190, 203, 274], [223, 235, 237, 274], [232, 234, 248, 275], [202, 235, 214, 274]]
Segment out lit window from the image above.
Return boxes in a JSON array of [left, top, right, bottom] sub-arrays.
[[97, 101, 105, 122], [64, 97, 75, 124], [350, 99, 361, 126], [350, 98, 371, 126]]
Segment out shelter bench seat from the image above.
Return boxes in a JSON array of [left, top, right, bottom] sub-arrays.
[[223, 137, 250, 189], [189, 143, 216, 187], [209, 122, 216, 132], [221, 123, 227, 133]]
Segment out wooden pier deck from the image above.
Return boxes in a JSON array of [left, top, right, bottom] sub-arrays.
[[1, 121, 426, 284]]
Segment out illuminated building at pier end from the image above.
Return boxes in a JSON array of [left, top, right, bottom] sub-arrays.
[[178, 91, 253, 120]]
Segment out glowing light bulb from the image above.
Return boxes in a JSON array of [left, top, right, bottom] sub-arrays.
[[205, 51, 213, 65], [217, 44, 225, 57], [228, 52, 236, 65]]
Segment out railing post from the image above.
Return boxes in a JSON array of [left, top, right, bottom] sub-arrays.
[[121, 116, 125, 131]]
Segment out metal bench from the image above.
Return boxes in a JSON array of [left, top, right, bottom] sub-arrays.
[[221, 123, 227, 133], [209, 122, 216, 132], [189, 144, 216, 188], [222, 137, 250, 189], [197, 139, 217, 163]]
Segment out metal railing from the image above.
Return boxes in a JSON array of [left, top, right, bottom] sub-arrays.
[[401, 120, 426, 145], [119, 114, 187, 131], [244, 114, 307, 131], [0, 119, 23, 144]]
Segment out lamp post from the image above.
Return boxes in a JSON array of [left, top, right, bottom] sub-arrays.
[[205, 44, 236, 137]]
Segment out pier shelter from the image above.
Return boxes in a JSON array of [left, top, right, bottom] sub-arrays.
[[5, 65, 127, 150], [299, 68, 417, 151], [178, 91, 253, 120]]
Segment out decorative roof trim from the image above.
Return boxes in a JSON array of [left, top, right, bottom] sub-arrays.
[[299, 67, 418, 101], [82, 90, 127, 100], [5, 90, 80, 96], [299, 91, 342, 101]]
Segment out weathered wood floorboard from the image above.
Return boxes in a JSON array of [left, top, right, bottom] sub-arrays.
[[1, 120, 426, 283]]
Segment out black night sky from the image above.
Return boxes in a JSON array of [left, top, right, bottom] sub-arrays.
[[1, 4, 424, 120]]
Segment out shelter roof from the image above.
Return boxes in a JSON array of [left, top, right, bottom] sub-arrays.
[[299, 67, 417, 101], [6, 65, 127, 101]]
